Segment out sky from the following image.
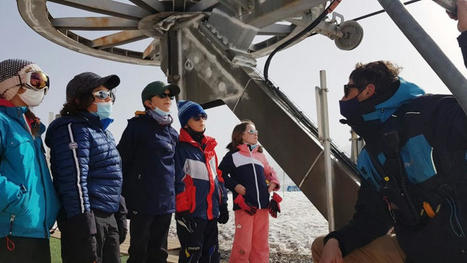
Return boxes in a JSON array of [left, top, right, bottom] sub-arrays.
[[1, 0, 465, 185]]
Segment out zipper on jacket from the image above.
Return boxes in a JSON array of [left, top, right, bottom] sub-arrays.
[[9, 214, 15, 236], [249, 151, 261, 209]]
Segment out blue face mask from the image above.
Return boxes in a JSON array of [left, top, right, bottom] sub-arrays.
[[95, 102, 112, 120]]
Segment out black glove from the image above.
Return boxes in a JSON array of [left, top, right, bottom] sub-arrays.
[[217, 204, 229, 224], [176, 212, 197, 233], [115, 196, 128, 244], [268, 193, 282, 218]]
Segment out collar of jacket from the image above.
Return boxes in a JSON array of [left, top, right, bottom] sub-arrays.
[[179, 128, 217, 152], [0, 99, 46, 135], [237, 143, 259, 154], [78, 111, 104, 128], [361, 78, 425, 123]]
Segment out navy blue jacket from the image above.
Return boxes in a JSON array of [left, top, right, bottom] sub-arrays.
[[45, 112, 122, 218], [459, 31, 467, 68], [219, 144, 280, 210], [174, 129, 227, 220], [326, 79, 467, 262], [117, 112, 178, 216]]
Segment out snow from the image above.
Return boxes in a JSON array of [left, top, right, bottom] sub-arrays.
[[168, 191, 329, 258]]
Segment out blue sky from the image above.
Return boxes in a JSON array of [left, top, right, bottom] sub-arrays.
[[1, 0, 465, 181]]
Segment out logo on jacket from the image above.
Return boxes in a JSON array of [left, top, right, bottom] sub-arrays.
[[68, 142, 78, 150]]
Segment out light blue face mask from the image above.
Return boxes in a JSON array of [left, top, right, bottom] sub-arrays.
[[95, 102, 112, 120], [153, 106, 170, 117]]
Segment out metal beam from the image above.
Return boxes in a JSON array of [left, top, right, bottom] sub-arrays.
[[51, 17, 138, 30], [92, 30, 147, 48], [188, 0, 219, 11], [377, 0, 467, 115], [258, 23, 293, 36], [241, 0, 325, 28], [173, 0, 187, 11], [48, 0, 151, 20], [143, 39, 160, 59], [129, 0, 165, 12]]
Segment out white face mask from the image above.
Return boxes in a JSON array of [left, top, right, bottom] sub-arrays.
[[18, 88, 45, 107]]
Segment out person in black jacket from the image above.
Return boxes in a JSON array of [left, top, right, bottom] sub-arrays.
[[46, 72, 123, 263], [117, 81, 180, 263], [311, 61, 467, 263]]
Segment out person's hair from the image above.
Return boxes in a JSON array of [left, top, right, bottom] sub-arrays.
[[25, 109, 41, 136], [349, 60, 401, 98], [59, 92, 95, 116], [226, 120, 263, 153]]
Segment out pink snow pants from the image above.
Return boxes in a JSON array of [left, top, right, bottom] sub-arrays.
[[229, 209, 269, 263]]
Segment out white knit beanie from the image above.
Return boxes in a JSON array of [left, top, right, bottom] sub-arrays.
[[0, 59, 42, 100]]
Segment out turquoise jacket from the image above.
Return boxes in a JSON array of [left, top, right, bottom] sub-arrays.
[[0, 104, 60, 239]]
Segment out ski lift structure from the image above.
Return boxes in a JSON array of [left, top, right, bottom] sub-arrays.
[[17, 0, 467, 229]]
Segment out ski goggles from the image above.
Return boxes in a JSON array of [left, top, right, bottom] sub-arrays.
[[192, 113, 207, 121], [92, 90, 115, 101], [20, 71, 50, 94]]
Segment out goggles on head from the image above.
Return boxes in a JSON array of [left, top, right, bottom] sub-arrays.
[[92, 90, 115, 101]]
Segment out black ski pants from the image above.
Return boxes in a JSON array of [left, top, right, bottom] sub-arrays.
[[127, 213, 172, 263]]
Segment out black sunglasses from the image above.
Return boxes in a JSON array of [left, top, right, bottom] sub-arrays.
[[157, 93, 174, 99], [192, 114, 208, 121]]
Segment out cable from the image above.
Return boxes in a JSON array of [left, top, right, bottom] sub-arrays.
[[351, 0, 420, 22], [263, 0, 342, 82]]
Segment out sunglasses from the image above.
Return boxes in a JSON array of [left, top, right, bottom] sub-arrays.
[[92, 90, 114, 101], [20, 71, 50, 94], [247, 129, 259, 135], [157, 93, 174, 99], [192, 114, 208, 121]]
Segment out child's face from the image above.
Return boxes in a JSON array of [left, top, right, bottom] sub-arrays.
[[242, 124, 258, 145]]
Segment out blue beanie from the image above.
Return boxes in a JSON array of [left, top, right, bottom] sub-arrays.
[[177, 100, 206, 127]]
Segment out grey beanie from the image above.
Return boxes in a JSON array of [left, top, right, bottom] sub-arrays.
[[0, 59, 35, 82]]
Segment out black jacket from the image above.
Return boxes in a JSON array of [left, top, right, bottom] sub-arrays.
[[458, 31, 467, 68], [326, 81, 467, 263], [117, 112, 178, 216]]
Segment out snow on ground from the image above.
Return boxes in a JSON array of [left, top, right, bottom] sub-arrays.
[[168, 191, 329, 259]]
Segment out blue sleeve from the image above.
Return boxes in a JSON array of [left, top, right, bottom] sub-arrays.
[[458, 31, 467, 68], [117, 123, 134, 179], [49, 122, 92, 218]]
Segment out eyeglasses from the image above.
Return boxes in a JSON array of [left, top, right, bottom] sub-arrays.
[[192, 114, 208, 121], [343, 83, 357, 97], [247, 129, 259, 135], [92, 90, 114, 101], [20, 71, 50, 94], [157, 93, 174, 99]]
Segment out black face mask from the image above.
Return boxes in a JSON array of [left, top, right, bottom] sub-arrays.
[[339, 97, 362, 125], [339, 95, 379, 142]]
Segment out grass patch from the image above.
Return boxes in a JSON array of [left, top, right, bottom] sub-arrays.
[[50, 237, 128, 262]]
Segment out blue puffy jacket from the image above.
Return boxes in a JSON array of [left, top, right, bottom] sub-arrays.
[[45, 112, 122, 218], [117, 112, 178, 216], [175, 129, 227, 220], [0, 101, 60, 239]]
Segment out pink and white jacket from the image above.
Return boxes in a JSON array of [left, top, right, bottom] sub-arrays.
[[219, 144, 280, 210]]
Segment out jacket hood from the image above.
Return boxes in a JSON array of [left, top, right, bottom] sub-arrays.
[[362, 78, 425, 123]]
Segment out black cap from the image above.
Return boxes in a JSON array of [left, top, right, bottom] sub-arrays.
[[66, 72, 120, 102]]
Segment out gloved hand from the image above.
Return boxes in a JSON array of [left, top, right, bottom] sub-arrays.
[[269, 192, 282, 218], [176, 212, 197, 233], [217, 204, 229, 224], [234, 195, 257, 215], [115, 195, 128, 244]]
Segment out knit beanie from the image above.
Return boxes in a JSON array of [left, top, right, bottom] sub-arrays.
[[0, 59, 43, 100], [177, 100, 206, 127]]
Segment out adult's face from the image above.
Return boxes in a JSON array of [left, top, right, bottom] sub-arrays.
[[87, 85, 112, 113], [341, 79, 375, 102], [144, 88, 172, 112]]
